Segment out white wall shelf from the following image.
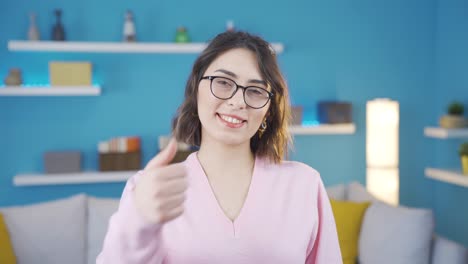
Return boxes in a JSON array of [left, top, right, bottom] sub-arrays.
[[425, 168, 468, 188], [13, 170, 137, 186], [0, 86, 101, 96], [424, 127, 468, 139], [289, 123, 356, 135], [8, 40, 284, 54]]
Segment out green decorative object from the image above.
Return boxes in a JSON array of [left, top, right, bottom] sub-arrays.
[[448, 101, 464, 116], [174, 27, 190, 43], [459, 142, 468, 175], [459, 142, 468, 157], [439, 101, 468, 128]]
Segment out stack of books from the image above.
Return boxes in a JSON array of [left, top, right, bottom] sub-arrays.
[[98, 136, 141, 171]]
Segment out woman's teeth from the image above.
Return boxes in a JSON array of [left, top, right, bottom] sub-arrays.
[[220, 114, 243, 124]]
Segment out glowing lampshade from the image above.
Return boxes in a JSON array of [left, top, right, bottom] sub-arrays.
[[366, 98, 399, 205]]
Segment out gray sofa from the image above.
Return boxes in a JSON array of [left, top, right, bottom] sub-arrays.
[[0, 182, 466, 264], [326, 182, 468, 264]]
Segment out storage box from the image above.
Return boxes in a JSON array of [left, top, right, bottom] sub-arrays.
[[49, 61, 92, 86], [44, 151, 81, 174], [317, 101, 352, 124], [99, 151, 141, 171], [291, 106, 304, 125]]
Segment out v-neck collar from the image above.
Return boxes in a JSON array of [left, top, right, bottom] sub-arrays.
[[186, 152, 262, 238]]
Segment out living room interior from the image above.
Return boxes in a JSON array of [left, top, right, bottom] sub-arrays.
[[1, 0, 468, 263]]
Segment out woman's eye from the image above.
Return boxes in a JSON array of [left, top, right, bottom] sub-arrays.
[[216, 80, 231, 87], [252, 90, 262, 95], [248, 88, 265, 96]]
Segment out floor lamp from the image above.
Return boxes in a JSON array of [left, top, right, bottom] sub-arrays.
[[366, 98, 400, 205]]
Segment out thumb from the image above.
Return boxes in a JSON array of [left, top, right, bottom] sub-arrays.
[[144, 138, 178, 170]]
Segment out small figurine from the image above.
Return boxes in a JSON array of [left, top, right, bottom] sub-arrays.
[[4, 69, 23, 86], [123, 10, 136, 42], [51, 9, 66, 41], [226, 20, 235, 32], [28, 12, 40, 41], [174, 26, 190, 43]]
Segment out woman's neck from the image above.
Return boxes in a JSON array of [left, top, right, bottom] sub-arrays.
[[197, 139, 255, 181]]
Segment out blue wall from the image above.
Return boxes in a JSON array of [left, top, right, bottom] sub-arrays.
[[1, 0, 466, 246], [432, 0, 468, 247]]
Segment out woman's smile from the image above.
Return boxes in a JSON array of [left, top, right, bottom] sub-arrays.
[[216, 113, 247, 128]]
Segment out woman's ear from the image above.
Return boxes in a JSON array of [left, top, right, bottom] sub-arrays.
[[264, 109, 271, 120]]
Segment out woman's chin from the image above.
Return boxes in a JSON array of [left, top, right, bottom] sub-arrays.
[[213, 133, 251, 147]]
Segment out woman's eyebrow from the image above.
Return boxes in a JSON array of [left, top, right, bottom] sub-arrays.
[[214, 69, 267, 86], [215, 68, 237, 78]]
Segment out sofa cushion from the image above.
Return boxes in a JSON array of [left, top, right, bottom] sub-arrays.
[[0, 194, 86, 264], [0, 213, 16, 264], [87, 196, 119, 264], [326, 184, 347, 200], [358, 201, 434, 264], [347, 181, 380, 203], [330, 199, 370, 264], [431, 235, 468, 264]]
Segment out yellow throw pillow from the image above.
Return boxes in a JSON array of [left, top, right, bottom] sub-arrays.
[[330, 199, 370, 264], [0, 213, 17, 264]]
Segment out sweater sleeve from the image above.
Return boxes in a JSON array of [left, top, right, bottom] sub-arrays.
[[305, 177, 343, 264], [96, 171, 167, 264]]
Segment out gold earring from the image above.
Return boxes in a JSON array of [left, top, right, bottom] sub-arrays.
[[258, 119, 267, 138]]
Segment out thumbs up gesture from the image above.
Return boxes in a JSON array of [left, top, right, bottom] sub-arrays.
[[134, 138, 188, 225]]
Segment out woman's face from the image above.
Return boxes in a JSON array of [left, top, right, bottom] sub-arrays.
[[197, 48, 270, 147]]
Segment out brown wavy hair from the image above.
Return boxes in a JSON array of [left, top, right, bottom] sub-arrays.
[[172, 31, 291, 163]]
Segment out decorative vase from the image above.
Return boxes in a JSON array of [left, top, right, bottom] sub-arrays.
[[462, 156, 468, 175], [174, 27, 190, 43], [4, 69, 23, 86], [439, 115, 468, 129], [226, 20, 235, 32], [52, 9, 66, 41], [123, 10, 136, 42], [28, 12, 40, 41]]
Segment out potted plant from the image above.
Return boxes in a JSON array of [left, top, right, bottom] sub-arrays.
[[460, 142, 468, 175], [439, 101, 468, 128]]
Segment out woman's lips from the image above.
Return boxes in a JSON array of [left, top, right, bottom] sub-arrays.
[[216, 113, 246, 128]]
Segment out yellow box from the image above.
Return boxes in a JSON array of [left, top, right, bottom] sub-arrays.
[[49, 61, 92, 86]]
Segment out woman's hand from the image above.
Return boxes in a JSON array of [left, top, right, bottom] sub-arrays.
[[134, 138, 188, 225]]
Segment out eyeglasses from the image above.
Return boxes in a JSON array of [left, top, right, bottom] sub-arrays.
[[201, 76, 273, 109]]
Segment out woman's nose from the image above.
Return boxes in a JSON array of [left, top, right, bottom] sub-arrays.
[[227, 88, 246, 108]]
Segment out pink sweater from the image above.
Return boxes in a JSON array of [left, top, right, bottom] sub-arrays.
[[97, 153, 342, 264]]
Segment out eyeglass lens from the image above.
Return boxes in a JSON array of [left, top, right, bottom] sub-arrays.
[[210, 77, 270, 108]]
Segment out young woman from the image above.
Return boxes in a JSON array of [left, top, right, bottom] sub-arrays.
[[98, 31, 342, 264]]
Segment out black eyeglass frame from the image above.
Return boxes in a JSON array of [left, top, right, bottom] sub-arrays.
[[200, 76, 274, 109]]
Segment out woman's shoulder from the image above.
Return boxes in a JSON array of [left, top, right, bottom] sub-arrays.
[[280, 159, 318, 173], [260, 158, 321, 182]]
